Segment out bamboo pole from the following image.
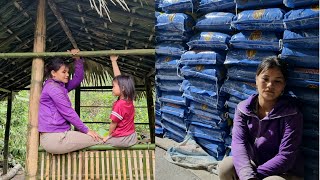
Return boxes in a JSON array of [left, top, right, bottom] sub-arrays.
[[106, 151, 110, 180], [85, 152, 89, 180], [90, 152, 94, 180], [25, 0, 46, 179], [45, 153, 50, 180], [121, 150, 127, 180], [127, 150, 133, 180], [133, 151, 138, 180], [68, 153, 71, 180], [145, 77, 155, 143], [62, 154, 66, 180], [73, 152, 77, 180], [3, 91, 12, 174], [145, 150, 150, 180], [57, 155, 61, 180], [40, 152, 44, 180], [111, 151, 116, 180], [52, 155, 56, 180], [139, 151, 144, 180], [78, 152, 82, 180], [101, 151, 106, 180], [0, 49, 155, 59], [116, 150, 121, 180], [152, 151, 155, 180], [96, 151, 100, 180]]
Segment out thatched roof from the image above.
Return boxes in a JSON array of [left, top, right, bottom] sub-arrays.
[[0, 0, 155, 100]]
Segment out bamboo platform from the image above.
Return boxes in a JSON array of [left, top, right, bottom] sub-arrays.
[[38, 144, 155, 180]]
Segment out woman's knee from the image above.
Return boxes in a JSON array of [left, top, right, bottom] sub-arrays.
[[218, 156, 236, 179]]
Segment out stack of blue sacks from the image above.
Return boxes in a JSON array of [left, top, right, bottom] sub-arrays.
[[280, 1, 319, 179], [156, 1, 195, 142]]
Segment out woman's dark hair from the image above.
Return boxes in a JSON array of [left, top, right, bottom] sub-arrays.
[[256, 56, 288, 81], [44, 58, 68, 79], [113, 75, 136, 100]]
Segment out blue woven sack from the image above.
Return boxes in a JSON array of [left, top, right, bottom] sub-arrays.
[[194, 137, 226, 160], [156, 31, 193, 42], [189, 100, 220, 114], [156, 56, 180, 69], [226, 100, 238, 109], [280, 47, 319, 68], [180, 51, 225, 65], [283, 29, 319, 49], [224, 50, 277, 67], [161, 102, 188, 118], [284, 0, 319, 8], [188, 109, 225, 125], [301, 105, 319, 124], [288, 87, 319, 106], [195, 12, 235, 32], [220, 80, 257, 100], [187, 32, 230, 50], [230, 31, 281, 51], [157, 79, 183, 92], [156, 13, 194, 32], [162, 112, 187, 130], [159, 0, 195, 13], [227, 66, 256, 83], [164, 130, 185, 142], [197, 0, 235, 13], [232, 8, 285, 31], [156, 43, 187, 56], [229, 95, 244, 103], [181, 65, 225, 81], [163, 121, 187, 141], [159, 91, 188, 105], [188, 121, 227, 142], [284, 6, 319, 30], [287, 68, 319, 89], [182, 78, 219, 108], [236, 0, 283, 9]]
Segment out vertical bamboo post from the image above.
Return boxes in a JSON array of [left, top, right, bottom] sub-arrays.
[[62, 154, 66, 180], [45, 153, 50, 180], [57, 154, 61, 180], [106, 151, 110, 180], [145, 150, 150, 180], [75, 87, 80, 115], [95, 151, 100, 180], [127, 150, 133, 180], [3, 91, 12, 174], [85, 152, 89, 180], [152, 151, 155, 180], [90, 152, 94, 180], [52, 155, 56, 180], [145, 77, 155, 143], [121, 150, 127, 180], [78, 152, 83, 180], [40, 152, 45, 180], [138, 151, 144, 180], [25, 0, 47, 179], [116, 150, 121, 180], [73, 152, 77, 180], [111, 151, 116, 180], [133, 151, 139, 180], [68, 153, 72, 180], [101, 151, 106, 180]]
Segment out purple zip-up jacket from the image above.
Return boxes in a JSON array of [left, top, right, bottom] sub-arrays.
[[232, 94, 303, 180], [38, 59, 89, 133]]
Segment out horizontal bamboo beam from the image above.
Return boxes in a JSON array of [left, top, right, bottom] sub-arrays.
[[0, 49, 155, 59], [38, 144, 155, 152]]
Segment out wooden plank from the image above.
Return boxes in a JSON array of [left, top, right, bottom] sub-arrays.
[[127, 150, 133, 180], [62, 154, 66, 180], [52, 155, 56, 180], [57, 154, 61, 180], [45, 153, 50, 180], [139, 151, 144, 180], [111, 151, 116, 180]]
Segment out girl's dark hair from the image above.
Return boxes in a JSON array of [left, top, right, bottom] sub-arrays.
[[113, 75, 136, 100], [256, 56, 288, 81], [44, 58, 68, 79]]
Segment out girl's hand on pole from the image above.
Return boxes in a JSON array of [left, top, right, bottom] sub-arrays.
[[68, 48, 81, 60], [110, 55, 119, 62], [87, 129, 102, 141]]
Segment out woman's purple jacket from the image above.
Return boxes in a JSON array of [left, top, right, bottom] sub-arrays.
[[232, 94, 303, 180], [38, 59, 89, 134]]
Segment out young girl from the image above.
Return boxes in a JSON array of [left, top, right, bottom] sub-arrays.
[[103, 55, 138, 147]]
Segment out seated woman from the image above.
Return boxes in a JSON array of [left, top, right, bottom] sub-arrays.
[[218, 57, 304, 180], [38, 49, 102, 154]]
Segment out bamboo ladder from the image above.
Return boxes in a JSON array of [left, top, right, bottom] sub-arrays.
[[38, 144, 155, 180]]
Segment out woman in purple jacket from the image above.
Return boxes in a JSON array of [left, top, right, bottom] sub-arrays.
[[218, 57, 303, 180], [38, 49, 102, 154]]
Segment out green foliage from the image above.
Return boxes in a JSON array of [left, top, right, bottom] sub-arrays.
[[0, 89, 150, 166]]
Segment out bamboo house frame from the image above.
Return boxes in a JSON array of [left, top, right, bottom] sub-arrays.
[[0, 0, 155, 179]]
